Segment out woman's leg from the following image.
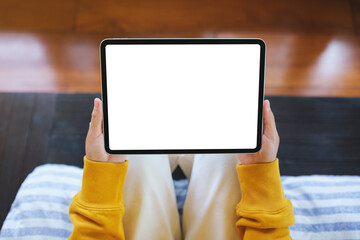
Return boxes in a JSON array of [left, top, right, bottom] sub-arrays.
[[123, 154, 182, 240], [182, 153, 242, 240]]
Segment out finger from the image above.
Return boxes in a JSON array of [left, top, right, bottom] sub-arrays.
[[89, 98, 103, 136], [101, 120, 103, 134], [262, 100, 270, 136], [263, 99, 279, 140]]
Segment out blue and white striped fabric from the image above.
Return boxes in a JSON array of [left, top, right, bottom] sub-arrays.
[[0, 164, 81, 240], [1, 164, 360, 239], [283, 175, 360, 239]]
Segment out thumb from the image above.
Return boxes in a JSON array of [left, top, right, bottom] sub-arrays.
[[89, 98, 103, 136], [263, 99, 278, 140]]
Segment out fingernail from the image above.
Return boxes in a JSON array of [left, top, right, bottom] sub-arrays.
[[94, 99, 98, 109]]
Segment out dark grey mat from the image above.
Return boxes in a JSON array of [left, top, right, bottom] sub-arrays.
[[1, 92, 360, 227]]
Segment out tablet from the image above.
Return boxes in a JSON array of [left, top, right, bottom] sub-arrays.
[[100, 38, 265, 155]]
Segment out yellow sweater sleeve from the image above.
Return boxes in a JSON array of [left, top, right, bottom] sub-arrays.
[[68, 156, 129, 240], [69, 156, 293, 239], [235, 159, 295, 239]]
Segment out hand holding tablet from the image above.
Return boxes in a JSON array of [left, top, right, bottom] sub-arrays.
[[86, 98, 127, 163], [100, 38, 266, 155], [236, 99, 280, 165]]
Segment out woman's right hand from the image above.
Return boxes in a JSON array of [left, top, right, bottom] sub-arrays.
[[85, 98, 127, 163]]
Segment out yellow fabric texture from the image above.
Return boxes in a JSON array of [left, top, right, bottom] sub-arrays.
[[69, 156, 294, 239], [69, 156, 128, 240], [236, 159, 295, 239]]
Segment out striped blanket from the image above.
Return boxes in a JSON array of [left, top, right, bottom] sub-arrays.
[[1, 164, 360, 240]]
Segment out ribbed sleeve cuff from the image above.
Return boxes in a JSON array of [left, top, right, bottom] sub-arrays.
[[236, 158, 287, 212], [78, 156, 129, 208]]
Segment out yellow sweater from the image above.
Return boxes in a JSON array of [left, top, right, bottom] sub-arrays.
[[69, 156, 294, 239]]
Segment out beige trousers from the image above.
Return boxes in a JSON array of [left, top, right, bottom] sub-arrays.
[[122, 154, 242, 240]]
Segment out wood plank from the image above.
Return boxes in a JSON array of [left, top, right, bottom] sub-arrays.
[[216, 32, 360, 97], [0, 0, 354, 34], [351, 0, 360, 34], [0, 33, 103, 93], [0, 31, 359, 97], [75, 0, 353, 34], [0, 93, 35, 227], [23, 93, 57, 170], [0, 93, 15, 165], [268, 96, 360, 175], [0, 0, 76, 31], [0, 93, 15, 228], [265, 88, 360, 97], [0, 32, 208, 93], [47, 93, 100, 167]]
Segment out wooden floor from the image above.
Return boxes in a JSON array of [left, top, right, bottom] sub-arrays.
[[0, 0, 359, 96]]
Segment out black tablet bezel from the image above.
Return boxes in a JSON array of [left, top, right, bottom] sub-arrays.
[[100, 38, 266, 155]]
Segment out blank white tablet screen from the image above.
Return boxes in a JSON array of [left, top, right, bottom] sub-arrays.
[[105, 44, 260, 150]]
